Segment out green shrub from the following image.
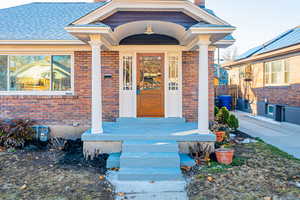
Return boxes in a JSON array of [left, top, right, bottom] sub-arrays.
[[214, 106, 219, 117], [0, 119, 35, 148], [216, 107, 230, 125], [227, 114, 239, 130]]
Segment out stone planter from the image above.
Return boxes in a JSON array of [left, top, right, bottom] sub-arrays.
[[215, 148, 234, 165]]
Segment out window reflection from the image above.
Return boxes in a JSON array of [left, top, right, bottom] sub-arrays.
[[52, 55, 71, 91], [9, 56, 51, 91], [139, 56, 162, 90], [0, 55, 8, 91]]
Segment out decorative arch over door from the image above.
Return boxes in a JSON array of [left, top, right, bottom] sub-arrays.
[[119, 34, 180, 45]]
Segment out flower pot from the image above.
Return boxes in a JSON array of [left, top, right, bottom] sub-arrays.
[[215, 131, 226, 142], [215, 148, 234, 165]]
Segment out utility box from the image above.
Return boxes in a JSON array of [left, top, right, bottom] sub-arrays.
[[33, 125, 50, 142]]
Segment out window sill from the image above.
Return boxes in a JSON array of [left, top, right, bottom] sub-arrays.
[[0, 91, 78, 99], [264, 84, 290, 88]]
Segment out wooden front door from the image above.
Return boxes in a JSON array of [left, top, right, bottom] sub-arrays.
[[137, 53, 164, 117]]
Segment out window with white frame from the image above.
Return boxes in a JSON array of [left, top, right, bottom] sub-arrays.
[[168, 56, 179, 90], [0, 55, 71, 92], [122, 56, 133, 90], [264, 59, 290, 85]]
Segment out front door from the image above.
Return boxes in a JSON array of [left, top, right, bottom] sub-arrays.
[[137, 53, 164, 117]]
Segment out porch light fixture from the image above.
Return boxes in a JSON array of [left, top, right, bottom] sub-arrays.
[[144, 24, 154, 35]]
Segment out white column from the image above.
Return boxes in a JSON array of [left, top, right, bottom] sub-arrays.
[[89, 40, 103, 134], [197, 36, 211, 133]]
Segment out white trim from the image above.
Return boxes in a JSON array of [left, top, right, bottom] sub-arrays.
[[0, 91, 74, 96], [214, 39, 235, 48], [0, 53, 75, 96], [197, 36, 210, 133], [119, 46, 183, 118], [119, 52, 137, 117], [264, 59, 289, 86], [165, 51, 182, 117], [189, 27, 236, 34], [0, 40, 85, 45], [64, 26, 112, 34], [90, 40, 103, 134]]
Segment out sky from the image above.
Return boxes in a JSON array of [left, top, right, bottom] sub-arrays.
[[0, 0, 299, 56]]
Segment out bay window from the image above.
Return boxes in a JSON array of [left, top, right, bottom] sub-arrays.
[[0, 55, 72, 94], [264, 59, 290, 85]]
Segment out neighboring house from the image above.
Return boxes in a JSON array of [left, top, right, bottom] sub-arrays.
[[0, 0, 235, 167], [224, 26, 300, 125], [214, 64, 228, 85]]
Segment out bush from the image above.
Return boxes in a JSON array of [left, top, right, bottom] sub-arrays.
[[227, 114, 239, 130], [214, 106, 219, 117], [216, 107, 230, 125], [0, 119, 36, 148]]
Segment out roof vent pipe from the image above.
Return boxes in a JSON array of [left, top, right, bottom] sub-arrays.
[[194, 0, 205, 8]]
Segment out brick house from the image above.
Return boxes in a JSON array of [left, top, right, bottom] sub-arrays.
[[224, 26, 300, 125], [0, 0, 235, 162]]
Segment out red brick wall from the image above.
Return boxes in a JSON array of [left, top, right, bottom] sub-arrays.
[[0, 50, 215, 125], [182, 51, 215, 122], [0, 51, 119, 126]]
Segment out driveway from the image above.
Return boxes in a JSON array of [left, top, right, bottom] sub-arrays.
[[234, 111, 300, 159]]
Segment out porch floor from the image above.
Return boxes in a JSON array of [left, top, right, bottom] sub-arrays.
[[82, 118, 216, 142]]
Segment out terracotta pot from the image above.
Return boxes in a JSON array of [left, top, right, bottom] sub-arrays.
[[215, 148, 234, 165], [215, 131, 226, 142]]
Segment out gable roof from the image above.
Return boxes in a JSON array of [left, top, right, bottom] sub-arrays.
[[236, 26, 300, 61], [0, 1, 233, 45], [0, 2, 106, 40]]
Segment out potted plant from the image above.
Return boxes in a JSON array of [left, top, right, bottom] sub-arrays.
[[212, 107, 231, 142], [227, 114, 239, 133], [214, 126, 227, 142], [215, 147, 235, 165]]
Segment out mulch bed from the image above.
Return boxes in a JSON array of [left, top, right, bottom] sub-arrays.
[[0, 139, 114, 200], [186, 137, 300, 200]]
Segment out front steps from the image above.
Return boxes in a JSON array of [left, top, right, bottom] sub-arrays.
[[118, 140, 183, 181], [108, 140, 188, 199], [107, 152, 195, 169], [107, 140, 194, 182]]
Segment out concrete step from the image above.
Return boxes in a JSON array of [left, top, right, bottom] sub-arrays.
[[122, 140, 178, 153], [116, 117, 186, 124], [107, 153, 196, 169], [180, 153, 196, 167], [120, 152, 180, 168], [117, 168, 184, 181], [106, 153, 121, 169]]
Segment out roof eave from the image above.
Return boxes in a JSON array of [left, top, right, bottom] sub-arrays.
[[223, 43, 300, 68], [0, 40, 85, 45]]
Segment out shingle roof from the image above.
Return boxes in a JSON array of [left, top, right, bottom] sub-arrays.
[[67, 23, 109, 28], [236, 26, 300, 61], [0, 2, 232, 42], [0, 2, 106, 40]]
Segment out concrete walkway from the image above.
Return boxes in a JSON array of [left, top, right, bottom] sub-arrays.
[[234, 111, 300, 159]]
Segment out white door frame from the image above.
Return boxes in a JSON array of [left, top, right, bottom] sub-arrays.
[[119, 45, 183, 118]]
